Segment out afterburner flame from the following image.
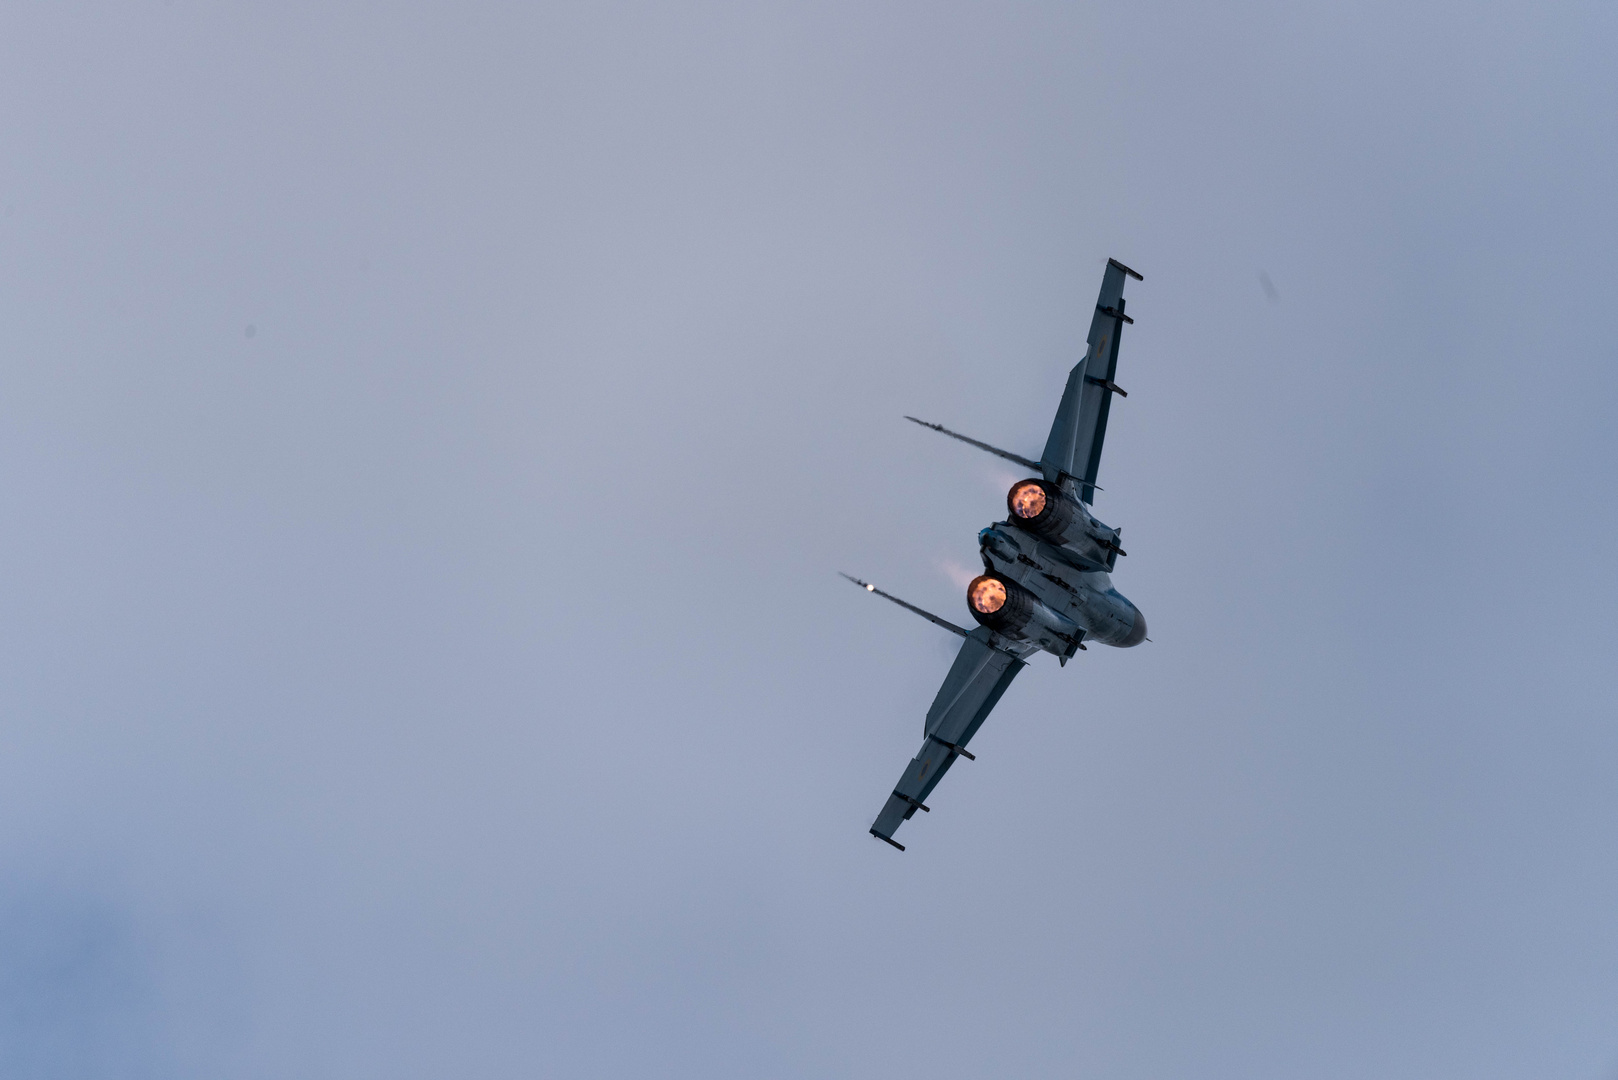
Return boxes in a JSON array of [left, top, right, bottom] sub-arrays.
[[1010, 480, 1047, 519], [969, 577, 1007, 614]]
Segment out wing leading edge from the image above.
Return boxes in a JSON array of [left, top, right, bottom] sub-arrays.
[[869, 627, 1029, 849], [1041, 258, 1142, 504]]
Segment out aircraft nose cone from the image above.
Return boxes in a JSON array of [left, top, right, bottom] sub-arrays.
[[1119, 606, 1147, 647]]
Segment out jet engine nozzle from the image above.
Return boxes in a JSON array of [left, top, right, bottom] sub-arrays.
[[967, 573, 1029, 630], [1005, 477, 1120, 557], [1008, 479, 1050, 520], [1006, 478, 1080, 541], [965, 573, 1082, 655], [968, 575, 1009, 616]]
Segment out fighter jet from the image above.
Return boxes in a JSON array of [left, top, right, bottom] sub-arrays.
[[846, 257, 1148, 851]]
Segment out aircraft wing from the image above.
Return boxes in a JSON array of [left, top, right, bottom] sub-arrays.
[[1040, 258, 1142, 503], [869, 626, 1029, 849]]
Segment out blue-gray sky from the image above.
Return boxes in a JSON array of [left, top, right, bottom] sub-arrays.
[[2, 2, 1616, 1077]]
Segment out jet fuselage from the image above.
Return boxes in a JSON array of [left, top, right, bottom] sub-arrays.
[[967, 478, 1146, 658]]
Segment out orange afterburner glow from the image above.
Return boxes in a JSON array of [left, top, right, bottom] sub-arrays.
[[969, 577, 1008, 614], [1009, 481, 1047, 519]]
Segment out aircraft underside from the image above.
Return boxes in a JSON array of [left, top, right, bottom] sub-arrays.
[[844, 256, 1148, 850]]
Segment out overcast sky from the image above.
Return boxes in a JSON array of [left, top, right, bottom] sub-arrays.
[[2, 2, 1616, 1077]]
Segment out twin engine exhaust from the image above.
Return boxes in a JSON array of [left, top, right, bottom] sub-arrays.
[[960, 476, 1142, 656]]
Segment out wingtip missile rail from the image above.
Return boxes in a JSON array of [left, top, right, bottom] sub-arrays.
[[839, 573, 971, 639]]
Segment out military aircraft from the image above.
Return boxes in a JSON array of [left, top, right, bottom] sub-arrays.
[[845, 258, 1148, 851]]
